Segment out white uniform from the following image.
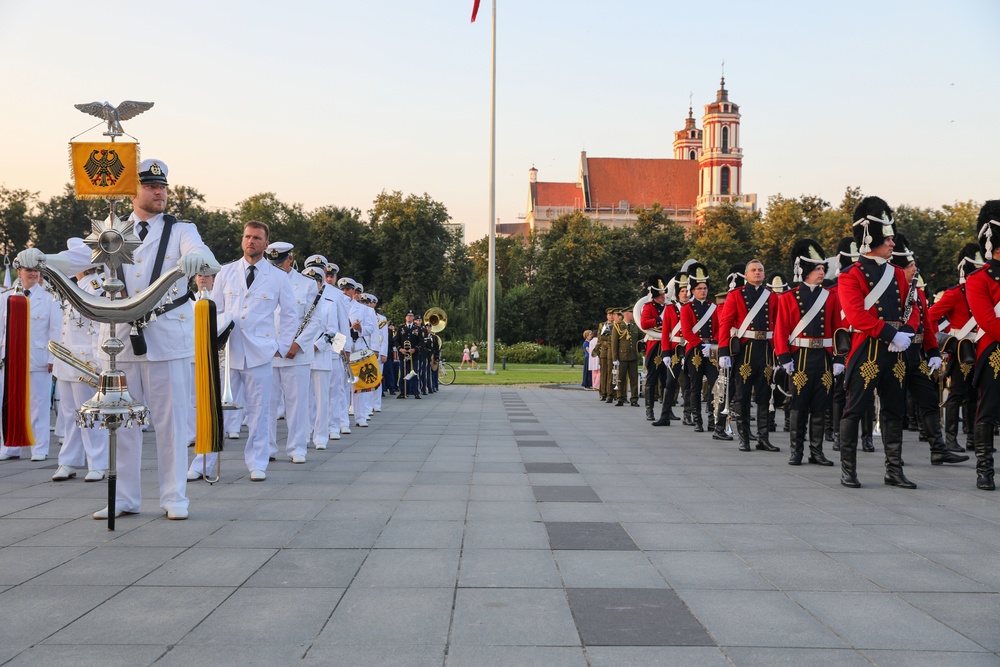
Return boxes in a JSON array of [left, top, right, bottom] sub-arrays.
[[308, 288, 335, 447], [349, 298, 377, 427], [190, 258, 296, 476], [373, 312, 388, 413], [327, 287, 353, 435], [269, 270, 321, 461], [52, 213, 214, 515], [53, 277, 109, 474], [0, 284, 61, 460]]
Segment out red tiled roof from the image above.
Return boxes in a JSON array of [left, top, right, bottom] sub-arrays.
[[536, 182, 583, 208], [587, 158, 698, 210]]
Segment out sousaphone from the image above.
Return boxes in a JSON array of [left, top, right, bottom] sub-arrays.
[[424, 307, 447, 333]]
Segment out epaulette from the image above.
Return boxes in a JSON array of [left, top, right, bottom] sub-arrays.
[[840, 262, 861, 275]]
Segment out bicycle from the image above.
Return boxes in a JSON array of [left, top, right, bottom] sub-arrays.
[[436, 356, 457, 386]]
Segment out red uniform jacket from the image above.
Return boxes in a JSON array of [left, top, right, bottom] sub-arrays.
[[640, 299, 663, 334], [914, 288, 941, 358], [838, 258, 920, 361], [928, 284, 973, 334], [717, 284, 779, 357], [681, 299, 720, 349], [773, 285, 841, 364], [965, 261, 1000, 357], [659, 303, 682, 353]]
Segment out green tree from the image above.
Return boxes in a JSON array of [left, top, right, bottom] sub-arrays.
[[688, 203, 759, 287], [468, 234, 529, 289], [31, 183, 93, 254], [496, 283, 541, 344], [755, 194, 831, 277], [368, 191, 453, 308], [0, 186, 37, 255], [309, 205, 373, 285], [234, 192, 313, 261], [439, 227, 475, 304]]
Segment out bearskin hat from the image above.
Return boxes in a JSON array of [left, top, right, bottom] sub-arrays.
[[852, 196, 896, 253], [767, 272, 790, 293], [686, 262, 710, 287], [977, 200, 1000, 258], [958, 242, 986, 283], [790, 238, 827, 282], [725, 263, 745, 291], [889, 232, 915, 270], [645, 273, 668, 293]]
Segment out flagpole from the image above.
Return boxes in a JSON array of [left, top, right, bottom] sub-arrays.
[[485, 0, 497, 374]]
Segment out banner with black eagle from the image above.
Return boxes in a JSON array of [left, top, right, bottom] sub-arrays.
[[69, 141, 139, 200]]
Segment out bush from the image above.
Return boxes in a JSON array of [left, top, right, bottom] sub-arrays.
[[500, 341, 560, 364]]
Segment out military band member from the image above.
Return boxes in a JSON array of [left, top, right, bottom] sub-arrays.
[[965, 200, 1000, 490], [266, 242, 322, 464], [611, 308, 642, 406], [680, 263, 725, 436], [596, 308, 615, 402], [349, 282, 377, 426], [189, 221, 296, 483], [928, 243, 984, 453], [300, 263, 334, 450], [767, 272, 792, 434], [333, 276, 359, 436], [652, 274, 684, 426], [370, 296, 388, 412], [394, 310, 422, 399], [889, 234, 967, 466], [838, 196, 921, 489], [0, 263, 61, 462], [640, 275, 668, 420], [718, 259, 781, 452], [774, 240, 839, 466]]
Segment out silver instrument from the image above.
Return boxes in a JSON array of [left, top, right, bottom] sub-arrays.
[[712, 362, 732, 435], [294, 290, 322, 341], [47, 342, 101, 388]]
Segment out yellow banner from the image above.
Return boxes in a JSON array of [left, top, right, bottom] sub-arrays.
[[69, 141, 138, 200]]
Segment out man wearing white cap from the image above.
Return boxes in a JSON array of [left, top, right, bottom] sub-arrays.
[[334, 277, 360, 434], [345, 280, 376, 427], [303, 256, 350, 447], [188, 221, 295, 482], [323, 263, 352, 441], [16, 158, 220, 519], [265, 242, 321, 463]]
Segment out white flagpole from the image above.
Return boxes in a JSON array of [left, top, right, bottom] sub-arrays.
[[485, 0, 497, 374]]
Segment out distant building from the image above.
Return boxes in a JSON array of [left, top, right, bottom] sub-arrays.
[[524, 78, 757, 234], [443, 221, 466, 245]]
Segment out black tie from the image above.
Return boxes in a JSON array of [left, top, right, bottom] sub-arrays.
[[138, 221, 149, 242], [23, 289, 30, 297], [246, 265, 256, 288]]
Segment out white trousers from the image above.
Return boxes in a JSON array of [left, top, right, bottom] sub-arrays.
[[269, 364, 310, 459], [0, 370, 53, 459], [191, 362, 271, 476], [328, 361, 350, 433], [108, 359, 191, 513], [55, 379, 108, 470], [352, 389, 372, 426], [309, 369, 331, 446]]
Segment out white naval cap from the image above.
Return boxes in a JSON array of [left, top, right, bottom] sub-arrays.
[[138, 159, 168, 185], [304, 254, 327, 269], [265, 242, 294, 264], [67, 237, 86, 249], [301, 266, 325, 281], [337, 277, 357, 290], [325, 262, 339, 275]]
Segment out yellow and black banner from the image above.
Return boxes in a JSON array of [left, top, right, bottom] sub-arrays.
[[69, 141, 139, 200]]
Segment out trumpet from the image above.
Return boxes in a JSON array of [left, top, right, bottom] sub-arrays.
[[48, 341, 101, 388], [712, 362, 732, 434]]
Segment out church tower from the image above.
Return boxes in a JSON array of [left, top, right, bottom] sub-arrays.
[[673, 105, 702, 161], [697, 77, 744, 214]]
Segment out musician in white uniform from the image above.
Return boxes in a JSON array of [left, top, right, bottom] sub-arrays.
[[301, 263, 334, 449], [0, 264, 62, 462], [349, 283, 377, 427], [266, 242, 321, 464], [51, 254, 109, 482], [17, 159, 219, 520], [334, 277, 360, 434], [188, 222, 296, 482], [370, 295, 388, 414]]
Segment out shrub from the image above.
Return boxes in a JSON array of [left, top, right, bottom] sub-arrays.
[[500, 341, 560, 364]]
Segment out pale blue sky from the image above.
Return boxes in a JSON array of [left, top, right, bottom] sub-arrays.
[[1, 1, 997, 244]]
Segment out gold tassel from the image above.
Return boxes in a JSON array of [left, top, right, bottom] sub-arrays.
[[194, 298, 224, 455]]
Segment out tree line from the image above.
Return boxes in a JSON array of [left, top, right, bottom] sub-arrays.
[[0, 183, 981, 353]]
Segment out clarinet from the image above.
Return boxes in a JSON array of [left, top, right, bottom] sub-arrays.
[[294, 290, 324, 340]]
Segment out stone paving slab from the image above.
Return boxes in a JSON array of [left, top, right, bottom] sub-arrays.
[[0, 385, 997, 665]]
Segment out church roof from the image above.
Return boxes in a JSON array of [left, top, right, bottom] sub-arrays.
[[586, 157, 699, 210], [535, 181, 583, 208]]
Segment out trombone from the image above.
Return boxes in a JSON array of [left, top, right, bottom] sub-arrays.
[[48, 341, 100, 388]]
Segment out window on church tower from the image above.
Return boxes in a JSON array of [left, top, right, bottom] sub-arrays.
[[689, 150, 696, 160], [720, 166, 730, 195], [721, 127, 729, 154]]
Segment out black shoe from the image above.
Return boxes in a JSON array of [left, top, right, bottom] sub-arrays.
[[414, 394, 422, 399], [631, 402, 640, 407], [932, 451, 970, 465], [755, 442, 780, 452], [397, 394, 407, 399], [841, 475, 861, 488], [738, 442, 751, 452], [652, 418, 671, 427], [884, 473, 917, 489], [615, 400, 625, 406], [668, 409, 679, 420], [693, 424, 705, 433], [808, 454, 835, 466], [712, 430, 734, 441], [788, 453, 802, 465], [861, 436, 875, 453]]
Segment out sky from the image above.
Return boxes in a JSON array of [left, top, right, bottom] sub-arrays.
[[1, 0, 998, 245]]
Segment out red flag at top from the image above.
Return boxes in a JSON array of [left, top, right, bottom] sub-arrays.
[[471, 0, 481, 22]]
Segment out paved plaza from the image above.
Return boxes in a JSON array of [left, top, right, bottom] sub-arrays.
[[0, 385, 998, 666]]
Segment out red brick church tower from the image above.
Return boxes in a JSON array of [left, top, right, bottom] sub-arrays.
[[696, 77, 749, 220]]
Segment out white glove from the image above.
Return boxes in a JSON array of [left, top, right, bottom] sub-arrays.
[[719, 356, 731, 369], [833, 363, 845, 376], [887, 331, 914, 353], [782, 361, 794, 375], [15, 248, 45, 269], [178, 252, 221, 278], [927, 356, 942, 372], [701, 343, 712, 357], [613, 360, 620, 367]]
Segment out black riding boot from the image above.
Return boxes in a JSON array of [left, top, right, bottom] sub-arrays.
[[652, 394, 672, 426], [974, 423, 996, 490], [736, 407, 751, 451], [788, 410, 805, 464], [831, 401, 842, 451], [682, 387, 693, 425], [824, 408, 834, 442], [644, 383, 655, 421], [861, 406, 875, 452], [755, 404, 780, 451], [839, 417, 861, 487], [808, 412, 834, 465], [692, 394, 704, 432], [925, 409, 969, 465], [882, 419, 916, 488], [944, 404, 964, 452]]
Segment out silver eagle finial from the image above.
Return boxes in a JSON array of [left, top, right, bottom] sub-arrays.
[[74, 100, 154, 137]]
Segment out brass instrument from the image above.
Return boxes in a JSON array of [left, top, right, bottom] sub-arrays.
[[633, 294, 662, 338], [712, 361, 732, 435], [424, 307, 447, 333], [401, 340, 418, 381], [48, 341, 101, 388]]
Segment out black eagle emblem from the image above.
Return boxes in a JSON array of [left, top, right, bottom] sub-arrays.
[[358, 362, 379, 384], [82, 149, 126, 187]]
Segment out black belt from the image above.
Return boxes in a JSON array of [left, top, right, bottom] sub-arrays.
[[136, 290, 194, 325]]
